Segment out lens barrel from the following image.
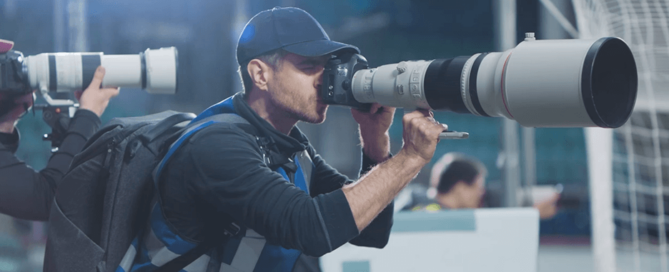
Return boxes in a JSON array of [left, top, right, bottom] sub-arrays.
[[351, 37, 638, 128], [24, 47, 178, 95]]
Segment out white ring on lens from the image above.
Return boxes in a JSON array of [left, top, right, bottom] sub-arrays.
[[460, 54, 481, 116]]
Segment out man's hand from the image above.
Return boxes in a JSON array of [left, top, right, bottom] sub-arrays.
[[398, 109, 446, 163], [351, 103, 396, 163], [75, 66, 120, 117], [534, 192, 560, 220], [0, 92, 34, 134], [343, 108, 445, 231]]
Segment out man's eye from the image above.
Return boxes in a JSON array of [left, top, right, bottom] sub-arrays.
[[302, 65, 318, 72]]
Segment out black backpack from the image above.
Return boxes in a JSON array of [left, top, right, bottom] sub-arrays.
[[43, 111, 252, 272]]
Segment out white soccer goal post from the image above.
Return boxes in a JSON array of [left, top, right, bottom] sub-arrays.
[[574, 0, 669, 271]]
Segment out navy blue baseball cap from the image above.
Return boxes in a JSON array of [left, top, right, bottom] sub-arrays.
[[236, 7, 360, 65]]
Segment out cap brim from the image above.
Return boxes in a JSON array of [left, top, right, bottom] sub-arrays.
[[282, 39, 360, 57], [0, 39, 14, 53]]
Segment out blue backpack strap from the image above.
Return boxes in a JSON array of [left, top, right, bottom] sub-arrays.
[[147, 113, 254, 272], [151, 113, 254, 236], [152, 113, 250, 186], [294, 150, 313, 192]]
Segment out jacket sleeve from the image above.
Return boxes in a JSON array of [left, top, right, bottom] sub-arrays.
[[181, 124, 360, 257], [307, 146, 394, 249], [0, 109, 100, 221]]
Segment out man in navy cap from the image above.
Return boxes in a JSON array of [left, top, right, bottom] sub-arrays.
[[124, 7, 445, 272]]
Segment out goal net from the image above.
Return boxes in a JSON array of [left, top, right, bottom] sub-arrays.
[[574, 0, 669, 271]]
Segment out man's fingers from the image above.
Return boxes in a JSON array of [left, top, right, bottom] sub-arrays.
[[550, 192, 561, 203], [404, 109, 430, 119], [97, 87, 120, 98], [74, 90, 83, 101], [108, 87, 120, 97], [88, 66, 106, 89], [403, 108, 444, 140], [369, 103, 383, 114], [380, 105, 395, 114], [430, 122, 446, 137], [415, 115, 446, 138], [417, 109, 431, 117]]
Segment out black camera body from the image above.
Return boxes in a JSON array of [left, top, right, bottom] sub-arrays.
[[0, 49, 73, 150], [0, 50, 30, 95], [0, 50, 32, 118], [321, 52, 371, 111]]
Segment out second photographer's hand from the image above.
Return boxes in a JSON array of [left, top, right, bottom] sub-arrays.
[[75, 66, 120, 117]]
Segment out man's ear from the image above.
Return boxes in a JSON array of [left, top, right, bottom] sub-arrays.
[[247, 59, 272, 92]]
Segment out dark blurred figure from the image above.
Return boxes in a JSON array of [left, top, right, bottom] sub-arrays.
[[410, 152, 560, 219]]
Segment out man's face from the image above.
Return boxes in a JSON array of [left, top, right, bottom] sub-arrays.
[[460, 174, 486, 208], [266, 53, 330, 124], [0, 92, 35, 122]]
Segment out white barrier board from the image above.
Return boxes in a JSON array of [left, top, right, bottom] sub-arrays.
[[321, 208, 539, 272]]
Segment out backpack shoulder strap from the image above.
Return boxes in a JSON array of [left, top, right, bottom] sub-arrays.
[[152, 113, 255, 184], [151, 113, 261, 272], [295, 150, 314, 191], [153, 231, 227, 272], [141, 112, 196, 143]]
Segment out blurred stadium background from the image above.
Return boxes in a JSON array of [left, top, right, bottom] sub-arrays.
[[0, 0, 666, 271]]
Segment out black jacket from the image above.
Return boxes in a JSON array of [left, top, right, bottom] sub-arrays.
[[160, 93, 394, 257], [0, 109, 100, 221]]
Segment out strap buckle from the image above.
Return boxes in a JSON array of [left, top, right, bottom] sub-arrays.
[[223, 222, 241, 236], [256, 136, 272, 166]]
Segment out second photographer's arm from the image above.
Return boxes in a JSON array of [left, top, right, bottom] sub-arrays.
[[0, 110, 99, 221], [0, 67, 118, 221]]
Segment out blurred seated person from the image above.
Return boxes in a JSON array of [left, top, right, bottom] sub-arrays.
[[411, 152, 559, 219]]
